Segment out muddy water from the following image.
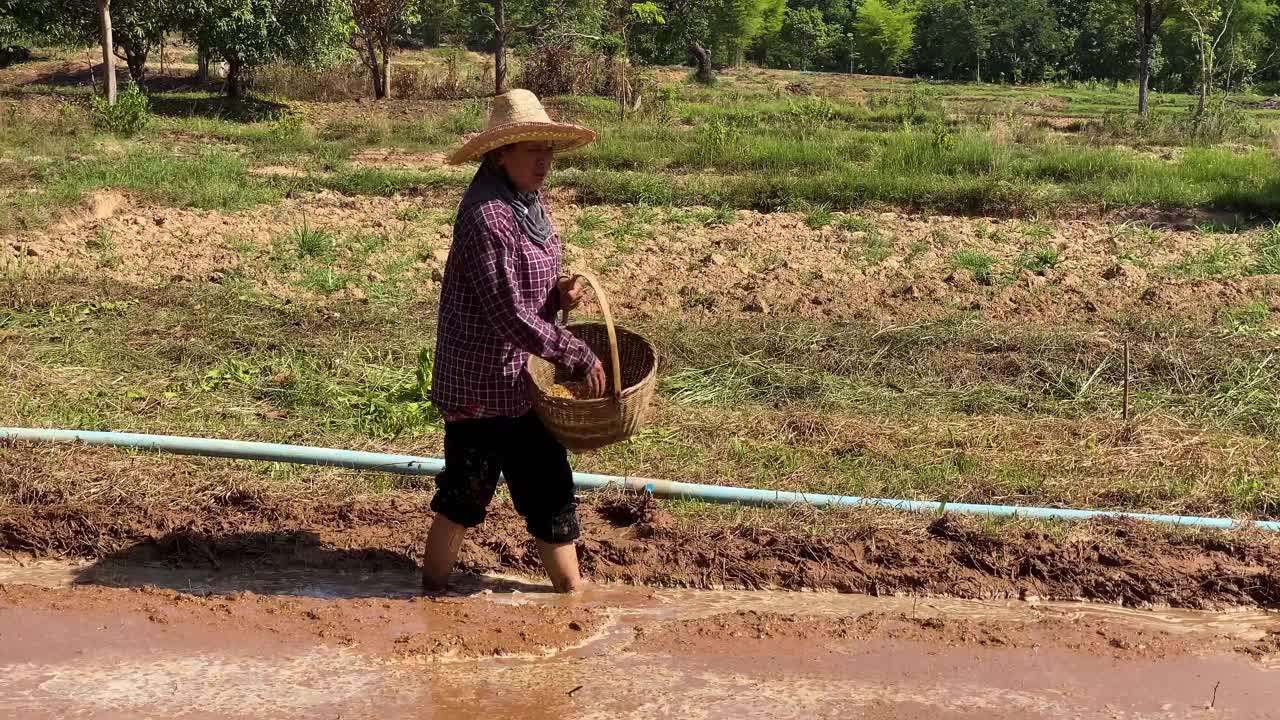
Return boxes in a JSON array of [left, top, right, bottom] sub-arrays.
[[3, 558, 1274, 642], [2, 559, 1279, 719]]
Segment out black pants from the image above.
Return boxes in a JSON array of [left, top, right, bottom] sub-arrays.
[[430, 412, 580, 544]]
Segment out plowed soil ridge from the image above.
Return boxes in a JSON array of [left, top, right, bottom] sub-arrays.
[[3, 491, 1277, 609]]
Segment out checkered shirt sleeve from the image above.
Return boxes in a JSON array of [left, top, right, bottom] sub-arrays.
[[430, 199, 597, 420]]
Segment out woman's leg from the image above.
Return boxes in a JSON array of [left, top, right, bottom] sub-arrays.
[[424, 418, 506, 593], [535, 539, 584, 594], [505, 413, 584, 593], [422, 515, 467, 592]]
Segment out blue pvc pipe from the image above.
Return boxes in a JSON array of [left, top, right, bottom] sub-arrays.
[[0, 427, 443, 476], [4, 427, 1278, 532]]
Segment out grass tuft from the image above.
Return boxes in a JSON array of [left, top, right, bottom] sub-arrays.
[[953, 249, 1000, 284]]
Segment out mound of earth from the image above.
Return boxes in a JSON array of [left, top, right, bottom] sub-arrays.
[[3, 479, 1277, 609]]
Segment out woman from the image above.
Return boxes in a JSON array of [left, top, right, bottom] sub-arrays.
[[423, 89, 606, 594]]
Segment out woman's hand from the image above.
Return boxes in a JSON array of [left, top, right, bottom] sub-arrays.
[[585, 359, 607, 398], [558, 275, 587, 312]]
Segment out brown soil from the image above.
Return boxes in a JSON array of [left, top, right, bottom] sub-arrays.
[[5, 188, 1278, 327], [0, 583, 604, 661], [2, 449, 1277, 609]]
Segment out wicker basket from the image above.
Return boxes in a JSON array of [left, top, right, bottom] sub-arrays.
[[527, 271, 657, 452]]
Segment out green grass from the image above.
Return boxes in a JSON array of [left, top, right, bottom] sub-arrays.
[[837, 214, 876, 233], [1251, 225, 1280, 276], [692, 206, 737, 227], [1021, 221, 1054, 241], [953, 249, 1000, 284], [1220, 302, 1274, 336], [553, 120, 1280, 215], [291, 224, 336, 258], [800, 203, 834, 229], [566, 209, 607, 247], [851, 230, 894, 265], [1, 147, 283, 230], [5, 84, 1278, 232], [394, 206, 429, 223], [1171, 240, 1247, 279], [1017, 245, 1062, 274]]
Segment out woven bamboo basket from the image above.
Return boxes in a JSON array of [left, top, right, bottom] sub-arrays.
[[527, 271, 657, 452]]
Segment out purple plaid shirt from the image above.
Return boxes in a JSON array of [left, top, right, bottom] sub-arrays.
[[431, 199, 597, 421]]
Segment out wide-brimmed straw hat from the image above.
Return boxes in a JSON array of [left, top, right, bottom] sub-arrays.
[[446, 89, 596, 165]]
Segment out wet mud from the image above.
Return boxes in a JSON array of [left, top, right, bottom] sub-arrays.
[[2, 489, 1279, 609], [2, 563, 1279, 719]]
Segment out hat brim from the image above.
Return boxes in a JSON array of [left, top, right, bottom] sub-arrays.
[[446, 121, 597, 165]]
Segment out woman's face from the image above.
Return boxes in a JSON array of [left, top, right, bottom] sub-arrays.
[[498, 141, 555, 193]]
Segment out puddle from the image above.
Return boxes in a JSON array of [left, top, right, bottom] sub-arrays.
[[3, 559, 1279, 719], [2, 558, 1276, 644]]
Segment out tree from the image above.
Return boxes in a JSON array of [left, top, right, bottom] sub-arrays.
[[98, 0, 116, 104], [1258, 4, 1280, 82], [707, 0, 777, 65], [1126, 0, 1180, 113], [180, 0, 350, 98], [1181, 0, 1237, 113], [744, 0, 786, 64], [458, 0, 605, 93], [760, 6, 835, 69], [653, 0, 718, 81], [110, 0, 178, 82], [911, 0, 983, 79], [1217, 0, 1275, 92], [852, 0, 916, 74], [406, 0, 465, 46], [1175, 0, 1275, 109], [1, 0, 80, 55], [349, 0, 410, 99], [1046, 0, 1087, 77], [1073, 0, 1141, 84], [979, 0, 1064, 83]]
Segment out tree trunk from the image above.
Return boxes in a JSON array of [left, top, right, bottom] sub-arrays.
[[1195, 36, 1209, 116], [124, 44, 147, 84], [689, 41, 713, 84], [379, 34, 393, 100], [494, 0, 507, 95], [97, 0, 117, 104], [369, 63, 386, 99], [382, 49, 392, 100], [226, 57, 243, 99], [363, 35, 386, 99], [1138, 0, 1153, 115], [197, 45, 210, 84]]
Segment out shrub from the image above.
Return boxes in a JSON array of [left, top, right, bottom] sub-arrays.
[[91, 83, 151, 137], [517, 43, 638, 100]]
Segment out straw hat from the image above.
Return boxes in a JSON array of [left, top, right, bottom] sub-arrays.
[[446, 89, 596, 165]]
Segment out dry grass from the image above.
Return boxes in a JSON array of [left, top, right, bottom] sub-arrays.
[[0, 445, 429, 517], [3, 267, 1280, 519], [251, 50, 494, 102]]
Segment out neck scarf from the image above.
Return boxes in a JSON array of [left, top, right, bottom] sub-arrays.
[[459, 159, 553, 246]]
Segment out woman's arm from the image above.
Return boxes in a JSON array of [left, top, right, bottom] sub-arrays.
[[463, 204, 597, 377]]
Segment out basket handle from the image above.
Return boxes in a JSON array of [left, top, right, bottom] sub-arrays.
[[561, 270, 624, 400]]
